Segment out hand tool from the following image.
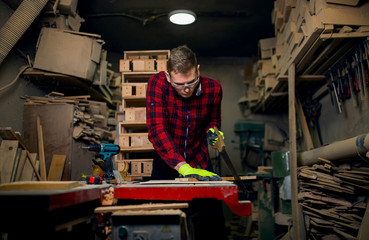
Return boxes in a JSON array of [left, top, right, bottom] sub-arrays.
[[303, 96, 323, 146], [82, 143, 120, 182], [213, 127, 249, 197], [354, 51, 366, 100], [86, 175, 103, 184], [329, 70, 342, 113]]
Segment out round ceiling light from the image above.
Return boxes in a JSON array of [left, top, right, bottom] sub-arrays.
[[169, 10, 196, 25]]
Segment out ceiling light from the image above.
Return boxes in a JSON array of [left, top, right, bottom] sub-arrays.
[[168, 10, 196, 25]]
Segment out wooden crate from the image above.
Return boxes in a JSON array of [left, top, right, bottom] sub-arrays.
[[119, 133, 152, 148], [124, 50, 170, 60], [124, 107, 146, 122], [156, 59, 167, 72], [117, 159, 153, 177], [132, 59, 155, 72], [131, 159, 153, 176], [119, 59, 131, 72], [122, 83, 147, 98]]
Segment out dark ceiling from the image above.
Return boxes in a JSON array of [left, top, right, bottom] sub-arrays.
[[77, 0, 275, 58]]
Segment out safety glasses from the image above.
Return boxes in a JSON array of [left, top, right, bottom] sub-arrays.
[[168, 71, 200, 89]]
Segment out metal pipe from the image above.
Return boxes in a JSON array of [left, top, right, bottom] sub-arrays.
[[297, 133, 369, 166], [0, 0, 49, 65]]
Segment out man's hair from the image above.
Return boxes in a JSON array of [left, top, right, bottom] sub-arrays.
[[167, 45, 197, 73]]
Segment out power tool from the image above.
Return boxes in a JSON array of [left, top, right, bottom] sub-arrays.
[[83, 143, 120, 183]]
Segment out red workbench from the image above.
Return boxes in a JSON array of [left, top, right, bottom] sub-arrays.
[[114, 180, 251, 216]]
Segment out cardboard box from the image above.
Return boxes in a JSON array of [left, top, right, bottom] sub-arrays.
[[34, 28, 102, 81], [40, 14, 84, 31], [315, 0, 369, 26], [45, 0, 79, 16], [258, 37, 276, 59]]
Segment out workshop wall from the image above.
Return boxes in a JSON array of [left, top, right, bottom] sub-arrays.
[[317, 89, 369, 147], [0, 0, 46, 133]]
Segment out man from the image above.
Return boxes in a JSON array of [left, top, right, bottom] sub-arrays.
[[146, 45, 227, 239], [146, 45, 224, 181]]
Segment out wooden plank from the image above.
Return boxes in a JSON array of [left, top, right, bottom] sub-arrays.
[[0, 127, 31, 152], [32, 159, 40, 181], [177, 176, 257, 181], [21, 153, 38, 181], [37, 116, 47, 181], [47, 155, 66, 181], [288, 64, 304, 240], [357, 201, 369, 240], [10, 148, 22, 182], [15, 150, 28, 181], [0, 181, 83, 190], [0, 140, 19, 184], [95, 203, 189, 214]]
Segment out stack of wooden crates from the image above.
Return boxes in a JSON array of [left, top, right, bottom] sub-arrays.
[[116, 50, 170, 180]]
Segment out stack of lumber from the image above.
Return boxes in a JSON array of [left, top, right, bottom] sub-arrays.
[[298, 159, 369, 239], [0, 127, 69, 183], [0, 128, 39, 183], [22, 92, 115, 144]]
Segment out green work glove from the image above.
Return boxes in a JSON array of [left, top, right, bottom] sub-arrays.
[[178, 164, 222, 181], [206, 128, 224, 146]]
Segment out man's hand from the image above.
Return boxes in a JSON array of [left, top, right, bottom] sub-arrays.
[[178, 164, 222, 181], [207, 128, 224, 147]]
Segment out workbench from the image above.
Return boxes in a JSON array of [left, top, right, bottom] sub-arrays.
[[0, 182, 111, 239], [0, 180, 252, 239], [114, 180, 252, 216]]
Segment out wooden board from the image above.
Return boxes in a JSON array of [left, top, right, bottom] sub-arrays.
[[48, 155, 66, 181], [21, 153, 38, 181], [11, 148, 22, 182], [95, 203, 189, 213], [0, 127, 31, 151], [14, 150, 27, 181], [24, 104, 74, 180], [0, 181, 83, 190], [37, 116, 47, 181], [0, 140, 19, 184]]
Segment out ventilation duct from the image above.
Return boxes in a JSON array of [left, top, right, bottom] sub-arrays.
[[0, 0, 49, 65]]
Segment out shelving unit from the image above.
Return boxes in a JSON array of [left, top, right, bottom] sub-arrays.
[[245, 0, 369, 115], [116, 50, 170, 179], [240, 1, 369, 239]]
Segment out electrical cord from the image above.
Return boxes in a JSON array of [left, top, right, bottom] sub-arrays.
[[0, 65, 31, 92]]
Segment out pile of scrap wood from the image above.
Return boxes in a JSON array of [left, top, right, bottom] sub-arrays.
[[0, 128, 40, 183], [298, 158, 369, 239], [0, 127, 68, 183], [22, 92, 116, 144]]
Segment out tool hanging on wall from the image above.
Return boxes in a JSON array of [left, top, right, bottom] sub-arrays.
[[303, 95, 323, 146], [328, 70, 342, 113], [325, 38, 369, 111]]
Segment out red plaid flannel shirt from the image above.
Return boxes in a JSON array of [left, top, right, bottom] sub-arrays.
[[146, 71, 222, 169]]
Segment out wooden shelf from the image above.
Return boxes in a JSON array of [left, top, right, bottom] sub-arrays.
[[23, 68, 113, 106], [124, 50, 170, 59], [122, 72, 157, 83], [120, 146, 154, 152]]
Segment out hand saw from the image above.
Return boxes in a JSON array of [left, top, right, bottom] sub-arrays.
[[213, 127, 249, 197]]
